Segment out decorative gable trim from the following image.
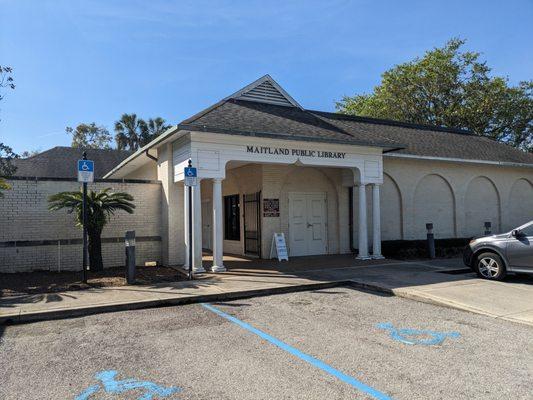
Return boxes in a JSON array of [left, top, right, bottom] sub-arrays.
[[224, 74, 303, 108]]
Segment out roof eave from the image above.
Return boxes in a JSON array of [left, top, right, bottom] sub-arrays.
[[180, 123, 404, 152], [103, 125, 180, 178], [385, 152, 533, 168]]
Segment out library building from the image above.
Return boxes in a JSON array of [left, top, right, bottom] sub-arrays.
[[104, 75, 533, 272]]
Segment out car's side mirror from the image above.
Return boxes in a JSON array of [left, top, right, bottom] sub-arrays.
[[512, 229, 523, 238]]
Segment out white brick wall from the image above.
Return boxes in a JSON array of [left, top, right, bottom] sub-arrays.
[[0, 178, 162, 273]]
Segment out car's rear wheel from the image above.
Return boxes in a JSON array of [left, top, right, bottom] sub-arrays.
[[475, 252, 506, 280]]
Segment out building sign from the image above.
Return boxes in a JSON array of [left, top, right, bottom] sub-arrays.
[[246, 146, 346, 159], [263, 198, 280, 217]]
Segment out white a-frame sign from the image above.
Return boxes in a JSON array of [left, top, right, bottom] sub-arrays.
[[270, 233, 289, 261]]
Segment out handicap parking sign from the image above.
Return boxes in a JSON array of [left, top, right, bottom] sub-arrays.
[[184, 166, 197, 186], [78, 160, 94, 183]]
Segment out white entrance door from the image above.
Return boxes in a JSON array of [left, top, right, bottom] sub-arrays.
[[202, 200, 212, 250], [288, 192, 327, 256]]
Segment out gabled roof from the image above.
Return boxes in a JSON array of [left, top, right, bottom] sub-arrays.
[[223, 74, 303, 109], [180, 99, 401, 150], [11, 147, 132, 179]]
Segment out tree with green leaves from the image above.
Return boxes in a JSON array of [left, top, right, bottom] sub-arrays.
[[0, 66, 17, 197], [0, 65, 15, 102], [48, 189, 135, 271], [336, 38, 533, 152], [114, 113, 144, 151], [140, 117, 171, 145], [66, 123, 112, 149], [0, 143, 18, 198], [115, 114, 170, 151], [20, 149, 41, 158]]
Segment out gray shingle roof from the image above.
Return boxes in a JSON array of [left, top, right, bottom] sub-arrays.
[[11, 147, 132, 178], [181, 99, 533, 165], [180, 99, 401, 149]]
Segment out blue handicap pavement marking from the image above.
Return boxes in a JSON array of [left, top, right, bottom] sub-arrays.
[[75, 370, 181, 400], [202, 303, 394, 400], [377, 322, 460, 346]]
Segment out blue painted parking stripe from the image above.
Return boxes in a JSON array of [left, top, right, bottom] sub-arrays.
[[202, 303, 393, 400]]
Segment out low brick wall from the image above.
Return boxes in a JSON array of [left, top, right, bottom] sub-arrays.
[[0, 177, 162, 273]]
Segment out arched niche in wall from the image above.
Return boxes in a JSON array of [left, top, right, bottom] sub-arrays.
[[464, 176, 500, 236], [381, 173, 403, 240], [508, 178, 533, 229], [413, 174, 455, 239]]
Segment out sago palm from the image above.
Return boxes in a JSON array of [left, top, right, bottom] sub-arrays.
[[48, 189, 135, 271]]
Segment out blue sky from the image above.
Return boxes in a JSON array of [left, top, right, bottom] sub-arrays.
[[1, 0, 532, 154]]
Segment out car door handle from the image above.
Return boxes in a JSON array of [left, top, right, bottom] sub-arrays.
[[307, 223, 313, 228]]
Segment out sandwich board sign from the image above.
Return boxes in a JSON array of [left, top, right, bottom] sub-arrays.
[[270, 233, 289, 261], [184, 167, 197, 187], [77, 160, 94, 183]]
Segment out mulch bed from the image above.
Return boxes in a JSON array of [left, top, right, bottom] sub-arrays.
[[0, 265, 184, 297]]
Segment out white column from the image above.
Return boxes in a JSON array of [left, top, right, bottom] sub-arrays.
[[192, 179, 205, 273], [211, 178, 226, 272], [356, 184, 370, 260], [183, 185, 190, 270], [372, 184, 384, 259]]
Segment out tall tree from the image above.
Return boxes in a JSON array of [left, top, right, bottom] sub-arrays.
[[140, 117, 171, 145], [0, 66, 17, 197], [336, 39, 533, 152], [114, 113, 144, 151], [48, 189, 135, 271], [0, 143, 18, 198], [20, 149, 41, 158], [0, 65, 15, 102], [66, 123, 112, 149], [115, 114, 170, 150]]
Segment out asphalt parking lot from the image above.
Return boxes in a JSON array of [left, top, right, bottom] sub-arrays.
[[1, 286, 531, 400]]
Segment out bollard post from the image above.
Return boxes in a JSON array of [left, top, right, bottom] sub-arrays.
[[426, 223, 435, 259], [125, 230, 136, 284], [484, 221, 492, 236]]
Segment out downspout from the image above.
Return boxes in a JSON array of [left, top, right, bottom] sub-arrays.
[[145, 150, 158, 162]]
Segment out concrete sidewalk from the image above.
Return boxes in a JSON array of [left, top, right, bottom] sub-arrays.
[[1, 257, 533, 326]]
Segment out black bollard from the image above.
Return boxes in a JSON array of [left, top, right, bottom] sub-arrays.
[[125, 230, 136, 284], [426, 223, 435, 259], [484, 221, 492, 236]]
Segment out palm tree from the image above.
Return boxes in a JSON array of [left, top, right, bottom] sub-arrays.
[[48, 189, 135, 271], [114, 113, 144, 151], [140, 117, 171, 147]]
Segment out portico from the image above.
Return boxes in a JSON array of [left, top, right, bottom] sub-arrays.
[[174, 129, 388, 273]]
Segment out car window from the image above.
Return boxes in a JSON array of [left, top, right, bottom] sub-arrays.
[[519, 223, 533, 236]]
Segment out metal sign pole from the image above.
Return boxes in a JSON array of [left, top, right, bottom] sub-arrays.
[[82, 151, 88, 284], [183, 159, 197, 280], [188, 183, 193, 280]]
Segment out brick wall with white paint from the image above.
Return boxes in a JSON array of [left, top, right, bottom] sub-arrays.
[[0, 178, 162, 273], [114, 149, 533, 261]]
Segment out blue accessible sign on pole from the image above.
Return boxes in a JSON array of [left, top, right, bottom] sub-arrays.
[[184, 166, 197, 186], [77, 159, 94, 183]]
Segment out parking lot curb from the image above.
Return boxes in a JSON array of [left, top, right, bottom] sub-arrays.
[[1, 280, 348, 325], [3, 278, 532, 327]]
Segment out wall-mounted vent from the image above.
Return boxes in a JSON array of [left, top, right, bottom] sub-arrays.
[[226, 74, 303, 109]]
